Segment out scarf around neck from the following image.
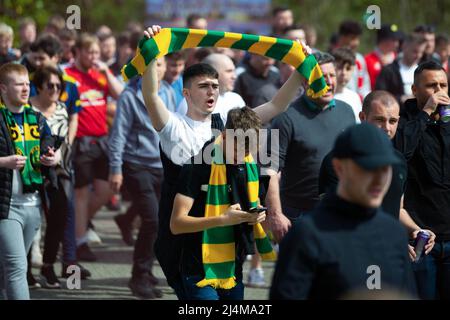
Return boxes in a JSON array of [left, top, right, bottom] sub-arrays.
[[0, 103, 43, 192], [196, 136, 276, 289]]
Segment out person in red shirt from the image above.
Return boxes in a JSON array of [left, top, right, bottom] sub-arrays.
[[365, 24, 402, 90], [64, 33, 123, 261]]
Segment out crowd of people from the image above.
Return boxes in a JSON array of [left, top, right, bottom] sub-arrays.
[[0, 6, 449, 300]]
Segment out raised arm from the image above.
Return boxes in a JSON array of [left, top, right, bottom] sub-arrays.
[[141, 25, 171, 131], [253, 42, 312, 124]]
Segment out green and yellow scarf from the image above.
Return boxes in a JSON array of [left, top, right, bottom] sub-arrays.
[[0, 103, 43, 191], [197, 137, 276, 289], [121, 27, 328, 98]]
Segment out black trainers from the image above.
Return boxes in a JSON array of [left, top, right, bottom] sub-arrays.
[[114, 214, 135, 246], [27, 270, 41, 289], [61, 262, 91, 280], [128, 274, 163, 299], [76, 243, 97, 262], [41, 265, 61, 289]]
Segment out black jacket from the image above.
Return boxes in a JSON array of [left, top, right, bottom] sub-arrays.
[[0, 108, 52, 219], [394, 99, 450, 241], [270, 192, 417, 300], [375, 60, 404, 105]]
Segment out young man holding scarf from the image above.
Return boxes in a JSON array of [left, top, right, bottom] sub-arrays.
[[170, 107, 276, 300], [0, 63, 58, 299]]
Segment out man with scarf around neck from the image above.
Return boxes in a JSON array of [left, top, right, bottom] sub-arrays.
[[0, 63, 58, 299], [169, 107, 276, 300], [270, 123, 417, 299]]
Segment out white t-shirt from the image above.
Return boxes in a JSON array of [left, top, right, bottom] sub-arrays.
[[334, 88, 363, 124], [399, 61, 417, 96], [177, 91, 246, 119]]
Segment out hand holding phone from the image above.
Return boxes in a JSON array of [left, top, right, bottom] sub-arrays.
[[248, 207, 267, 214]]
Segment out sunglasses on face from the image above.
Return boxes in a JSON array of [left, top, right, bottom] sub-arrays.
[[46, 82, 62, 91]]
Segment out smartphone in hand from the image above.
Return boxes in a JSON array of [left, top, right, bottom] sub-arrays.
[[248, 207, 267, 214]]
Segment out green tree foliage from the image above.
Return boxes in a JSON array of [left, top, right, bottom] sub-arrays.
[[0, 0, 145, 41], [275, 0, 449, 53]]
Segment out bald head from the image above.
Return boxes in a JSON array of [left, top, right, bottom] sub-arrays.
[[202, 53, 237, 94], [360, 91, 400, 139]]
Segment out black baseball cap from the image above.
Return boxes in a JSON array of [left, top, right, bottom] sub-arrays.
[[377, 24, 402, 43], [332, 123, 402, 170]]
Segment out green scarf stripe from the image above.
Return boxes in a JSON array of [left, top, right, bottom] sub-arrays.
[[140, 38, 160, 65], [198, 30, 226, 47], [309, 77, 328, 95], [245, 162, 258, 182], [205, 185, 230, 205], [230, 34, 261, 51], [203, 226, 235, 244], [123, 62, 138, 81], [296, 54, 317, 80], [255, 238, 274, 254], [168, 28, 190, 53], [249, 200, 259, 208], [203, 261, 235, 279], [122, 27, 328, 98], [265, 37, 293, 62], [0, 104, 43, 191]]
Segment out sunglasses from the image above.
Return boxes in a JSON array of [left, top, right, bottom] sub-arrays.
[[46, 82, 62, 91]]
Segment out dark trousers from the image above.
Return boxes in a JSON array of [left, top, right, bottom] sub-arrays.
[[42, 180, 69, 264], [412, 240, 450, 300], [122, 162, 163, 277]]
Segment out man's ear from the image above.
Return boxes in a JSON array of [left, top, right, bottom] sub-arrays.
[[0, 83, 6, 95], [332, 158, 344, 180], [182, 87, 189, 99], [359, 111, 366, 122], [411, 83, 417, 98]]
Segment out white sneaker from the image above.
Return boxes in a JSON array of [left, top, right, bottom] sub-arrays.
[[86, 228, 102, 245], [247, 268, 265, 288]]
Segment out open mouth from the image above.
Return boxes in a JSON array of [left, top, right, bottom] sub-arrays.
[[206, 98, 215, 107]]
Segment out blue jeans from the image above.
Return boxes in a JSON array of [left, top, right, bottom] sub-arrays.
[[178, 275, 244, 300], [412, 240, 450, 300], [0, 204, 41, 300]]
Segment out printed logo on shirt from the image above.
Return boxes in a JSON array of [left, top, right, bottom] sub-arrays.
[[80, 89, 106, 108]]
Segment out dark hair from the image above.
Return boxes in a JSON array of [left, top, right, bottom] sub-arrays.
[[30, 33, 62, 57], [98, 33, 115, 43], [33, 64, 65, 94], [403, 33, 427, 46], [58, 28, 77, 41], [182, 63, 218, 88], [225, 107, 262, 155], [272, 6, 291, 17], [116, 31, 131, 47], [166, 51, 187, 62], [330, 47, 355, 66], [414, 24, 436, 34], [362, 91, 398, 115], [436, 34, 449, 47], [338, 20, 362, 37], [186, 14, 205, 28], [414, 60, 446, 84], [313, 51, 335, 65]]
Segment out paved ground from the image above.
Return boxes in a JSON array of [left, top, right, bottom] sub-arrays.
[[29, 207, 275, 300]]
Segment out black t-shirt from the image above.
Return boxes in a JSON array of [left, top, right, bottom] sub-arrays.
[[318, 149, 408, 219], [176, 156, 263, 278]]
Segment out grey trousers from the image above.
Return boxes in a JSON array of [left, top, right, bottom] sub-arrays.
[[0, 204, 42, 300]]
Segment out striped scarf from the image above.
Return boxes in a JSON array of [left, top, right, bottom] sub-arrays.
[[0, 103, 43, 192], [121, 28, 328, 98], [197, 137, 276, 289]]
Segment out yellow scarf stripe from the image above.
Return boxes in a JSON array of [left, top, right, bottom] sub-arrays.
[[121, 28, 328, 98], [202, 243, 236, 264], [197, 136, 276, 289]]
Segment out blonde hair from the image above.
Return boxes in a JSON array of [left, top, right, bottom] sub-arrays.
[[75, 33, 99, 50], [0, 23, 13, 38]]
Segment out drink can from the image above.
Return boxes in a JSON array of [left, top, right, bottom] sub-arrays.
[[414, 230, 430, 262]]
